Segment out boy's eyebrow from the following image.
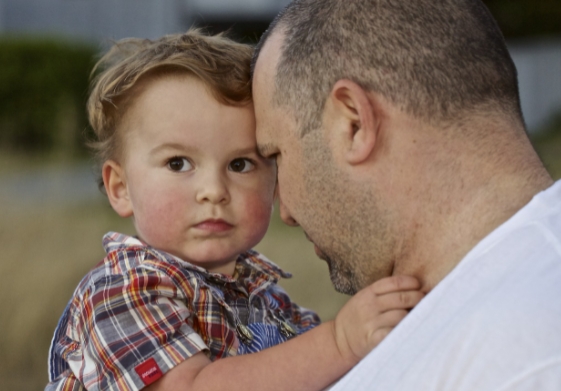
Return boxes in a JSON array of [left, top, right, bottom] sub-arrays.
[[231, 147, 261, 156], [150, 143, 194, 155], [149, 143, 260, 157]]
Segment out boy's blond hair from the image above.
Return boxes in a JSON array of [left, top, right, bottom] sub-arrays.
[[87, 29, 253, 188]]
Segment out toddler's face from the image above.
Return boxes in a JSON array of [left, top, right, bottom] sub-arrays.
[[112, 75, 276, 275]]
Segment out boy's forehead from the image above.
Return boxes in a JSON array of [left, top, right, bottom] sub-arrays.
[[120, 76, 259, 153]]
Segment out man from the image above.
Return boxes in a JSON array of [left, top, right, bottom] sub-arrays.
[[252, 0, 561, 389]]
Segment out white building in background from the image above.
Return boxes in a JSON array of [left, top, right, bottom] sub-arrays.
[[0, 0, 559, 132], [189, 0, 291, 20], [0, 0, 183, 42], [0, 0, 290, 42]]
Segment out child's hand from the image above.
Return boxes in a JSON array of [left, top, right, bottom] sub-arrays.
[[332, 275, 424, 364]]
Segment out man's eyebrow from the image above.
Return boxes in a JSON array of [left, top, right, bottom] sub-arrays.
[[257, 143, 276, 158]]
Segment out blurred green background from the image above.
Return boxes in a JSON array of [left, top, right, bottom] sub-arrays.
[[0, 1, 560, 390]]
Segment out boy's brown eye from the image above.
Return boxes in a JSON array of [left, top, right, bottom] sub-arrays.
[[167, 157, 192, 172], [169, 159, 183, 171], [229, 158, 254, 173]]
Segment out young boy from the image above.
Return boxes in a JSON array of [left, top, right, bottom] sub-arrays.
[[46, 30, 424, 391]]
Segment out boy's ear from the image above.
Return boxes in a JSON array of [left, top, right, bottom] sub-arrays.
[[326, 79, 381, 165], [102, 160, 133, 218]]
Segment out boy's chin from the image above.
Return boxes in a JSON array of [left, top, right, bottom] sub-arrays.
[[180, 253, 240, 275]]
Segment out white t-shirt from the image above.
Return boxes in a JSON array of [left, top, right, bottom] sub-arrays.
[[332, 180, 561, 391]]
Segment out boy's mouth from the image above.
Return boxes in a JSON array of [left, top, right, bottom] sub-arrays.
[[194, 219, 233, 233]]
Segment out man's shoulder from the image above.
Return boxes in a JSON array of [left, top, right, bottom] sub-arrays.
[[331, 218, 561, 390], [332, 274, 561, 391]]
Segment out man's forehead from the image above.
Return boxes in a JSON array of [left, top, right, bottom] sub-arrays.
[[253, 30, 293, 157], [253, 30, 285, 89], [253, 32, 283, 126]]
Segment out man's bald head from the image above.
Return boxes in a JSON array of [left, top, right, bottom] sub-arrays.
[[252, 0, 523, 135]]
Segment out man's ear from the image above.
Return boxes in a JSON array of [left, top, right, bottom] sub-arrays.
[[102, 160, 133, 218], [326, 79, 382, 165]]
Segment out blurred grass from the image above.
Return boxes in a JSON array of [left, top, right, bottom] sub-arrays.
[[0, 121, 559, 390], [0, 200, 133, 390]]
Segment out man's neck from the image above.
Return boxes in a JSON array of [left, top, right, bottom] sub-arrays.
[[389, 121, 553, 293]]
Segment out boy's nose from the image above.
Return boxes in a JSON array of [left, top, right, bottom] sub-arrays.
[[195, 173, 230, 205]]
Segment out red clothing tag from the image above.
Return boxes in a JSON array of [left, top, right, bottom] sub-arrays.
[[134, 358, 163, 386]]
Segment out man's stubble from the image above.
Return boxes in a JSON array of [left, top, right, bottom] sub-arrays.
[[298, 132, 401, 295]]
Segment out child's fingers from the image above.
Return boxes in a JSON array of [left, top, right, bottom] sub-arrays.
[[369, 275, 421, 295], [372, 309, 409, 329], [375, 289, 425, 312], [368, 326, 395, 347]]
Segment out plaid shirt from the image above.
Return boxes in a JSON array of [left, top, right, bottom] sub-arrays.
[[47, 232, 320, 391]]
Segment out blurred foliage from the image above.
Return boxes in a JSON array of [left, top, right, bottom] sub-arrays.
[[483, 0, 561, 38], [0, 37, 96, 156]]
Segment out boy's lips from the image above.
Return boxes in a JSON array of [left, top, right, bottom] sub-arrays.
[[194, 219, 233, 232]]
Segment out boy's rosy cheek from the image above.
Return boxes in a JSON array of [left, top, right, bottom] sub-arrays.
[[244, 194, 274, 228], [136, 195, 182, 240]]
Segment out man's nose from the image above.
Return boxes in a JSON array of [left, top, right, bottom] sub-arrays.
[[279, 198, 299, 227], [195, 172, 230, 204]]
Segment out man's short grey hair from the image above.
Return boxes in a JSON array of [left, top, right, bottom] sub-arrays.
[[252, 0, 523, 134]]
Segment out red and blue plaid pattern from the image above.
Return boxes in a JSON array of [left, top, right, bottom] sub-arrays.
[[46, 232, 320, 391]]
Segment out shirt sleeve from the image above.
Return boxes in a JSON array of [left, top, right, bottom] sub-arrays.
[[63, 265, 208, 391], [46, 369, 86, 391]]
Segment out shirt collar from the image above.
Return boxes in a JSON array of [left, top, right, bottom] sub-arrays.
[[102, 231, 292, 283]]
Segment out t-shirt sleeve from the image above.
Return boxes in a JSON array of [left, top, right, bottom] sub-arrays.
[[62, 265, 208, 391]]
